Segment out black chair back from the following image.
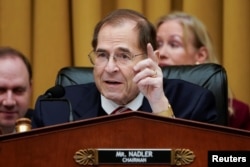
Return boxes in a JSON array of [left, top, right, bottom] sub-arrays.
[[55, 63, 228, 125], [56, 67, 94, 86]]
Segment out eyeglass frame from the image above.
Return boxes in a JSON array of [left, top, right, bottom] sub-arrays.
[[88, 50, 146, 66]]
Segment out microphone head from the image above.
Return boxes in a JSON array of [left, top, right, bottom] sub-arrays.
[[44, 85, 65, 98]]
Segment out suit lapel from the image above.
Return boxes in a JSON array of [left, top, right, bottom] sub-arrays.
[[71, 84, 102, 120], [139, 97, 152, 113]]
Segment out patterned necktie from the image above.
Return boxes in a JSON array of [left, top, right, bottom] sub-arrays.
[[111, 106, 131, 114]]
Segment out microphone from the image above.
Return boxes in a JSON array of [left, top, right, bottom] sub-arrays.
[[32, 85, 74, 128], [43, 85, 65, 98]]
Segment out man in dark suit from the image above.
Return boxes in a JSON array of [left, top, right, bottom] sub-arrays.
[[32, 9, 217, 128]]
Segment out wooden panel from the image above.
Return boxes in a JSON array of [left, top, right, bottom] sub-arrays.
[[0, 112, 249, 167]]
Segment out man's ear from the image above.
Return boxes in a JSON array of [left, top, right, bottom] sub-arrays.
[[195, 46, 208, 64]]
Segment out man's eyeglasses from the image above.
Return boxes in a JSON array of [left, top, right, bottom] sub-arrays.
[[88, 51, 145, 66]]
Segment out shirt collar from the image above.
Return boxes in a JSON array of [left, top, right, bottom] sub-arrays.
[[101, 93, 144, 114]]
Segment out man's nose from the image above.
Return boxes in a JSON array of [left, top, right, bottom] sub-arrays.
[[2, 92, 16, 106], [104, 56, 119, 72]]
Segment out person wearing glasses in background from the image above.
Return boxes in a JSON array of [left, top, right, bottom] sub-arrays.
[[156, 11, 250, 130], [32, 9, 217, 128]]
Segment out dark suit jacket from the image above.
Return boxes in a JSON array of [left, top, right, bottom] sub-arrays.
[[32, 78, 217, 128], [24, 109, 33, 119]]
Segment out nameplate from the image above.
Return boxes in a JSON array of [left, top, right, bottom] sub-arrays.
[[73, 148, 195, 166]]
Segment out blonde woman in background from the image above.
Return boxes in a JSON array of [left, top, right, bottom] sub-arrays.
[[156, 11, 250, 130]]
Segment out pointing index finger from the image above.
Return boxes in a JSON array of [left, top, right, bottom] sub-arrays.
[[147, 43, 159, 64]]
